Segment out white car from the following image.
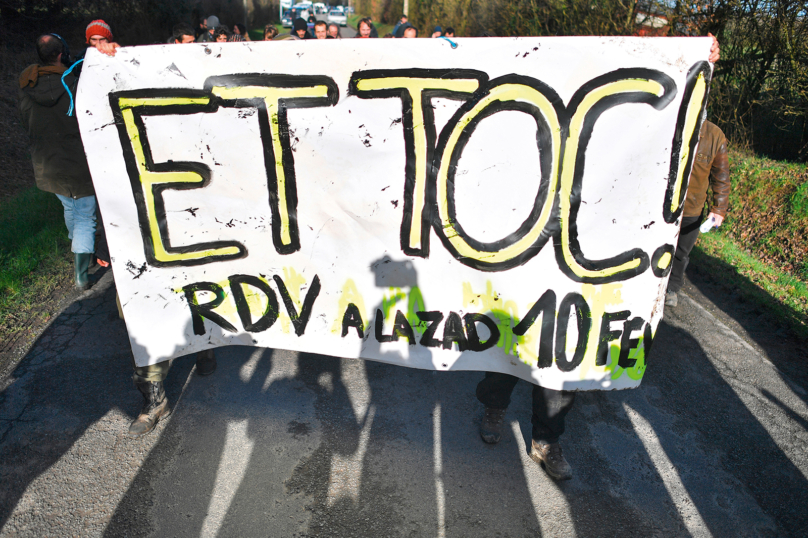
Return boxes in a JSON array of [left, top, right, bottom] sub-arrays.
[[327, 9, 347, 26]]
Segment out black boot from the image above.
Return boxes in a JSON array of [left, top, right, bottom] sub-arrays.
[[129, 380, 170, 437], [74, 253, 92, 290], [196, 349, 217, 376]]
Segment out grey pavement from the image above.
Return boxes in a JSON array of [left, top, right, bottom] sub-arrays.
[[1, 268, 807, 537]]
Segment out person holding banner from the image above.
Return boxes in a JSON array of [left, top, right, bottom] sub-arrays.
[[83, 32, 217, 437], [476, 34, 723, 482], [665, 120, 730, 307]]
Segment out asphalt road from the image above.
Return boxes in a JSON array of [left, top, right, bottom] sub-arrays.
[[1, 266, 807, 537]]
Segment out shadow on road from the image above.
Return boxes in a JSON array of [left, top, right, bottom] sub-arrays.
[[3, 268, 808, 536], [0, 276, 198, 531], [687, 245, 807, 388]]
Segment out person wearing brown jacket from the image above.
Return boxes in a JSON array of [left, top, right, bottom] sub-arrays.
[[19, 34, 97, 290], [665, 120, 730, 306]]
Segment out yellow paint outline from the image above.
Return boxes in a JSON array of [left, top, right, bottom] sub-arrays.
[[670, 73, 707, 213], [558, 79, 666, 281], [435, 84, 562, 264], [117, 96, 241, 263]]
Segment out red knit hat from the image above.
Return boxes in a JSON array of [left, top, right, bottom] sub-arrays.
[[85, 20, 113, 44]]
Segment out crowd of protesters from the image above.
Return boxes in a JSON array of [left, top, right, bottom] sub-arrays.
[[18, 14, 723, 482], [176, 12, 458, 42]]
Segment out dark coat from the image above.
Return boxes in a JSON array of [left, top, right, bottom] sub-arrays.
[[19, 64, 94, 199]]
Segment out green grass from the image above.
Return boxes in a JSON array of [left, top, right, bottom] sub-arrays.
[[723, 148, 808, 281], [0, 187, 72, 345], [692, 229, 808, 340]]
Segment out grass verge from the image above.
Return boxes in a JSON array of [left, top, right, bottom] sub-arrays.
[[0, 187, 72, 350], [692, 229, 808, 340], [723, 148, 808, 280]]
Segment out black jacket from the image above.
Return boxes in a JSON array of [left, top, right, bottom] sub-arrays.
[[19, 64, 94, 199]]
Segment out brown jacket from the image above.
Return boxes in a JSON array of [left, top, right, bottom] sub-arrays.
[[683, 120, 730, 218], [19, 64, 95, 199]]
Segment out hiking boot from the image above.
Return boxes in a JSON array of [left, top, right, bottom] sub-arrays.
[[196, 349, 217, 376], [664, 291, 678, 307], [129, 380, 170, 437], [480, 407, 507, 444], [74, 253, 92, 290], [530, 440, 573, 480]]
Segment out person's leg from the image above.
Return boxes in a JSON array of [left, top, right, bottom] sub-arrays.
[[196, 348, 217, 376], [55, 194, 75, 242], [530, 386, 576, 444], [59, 195, 97, 289], [529, 386, 576, 480], [70, 195, 97, 254], [129, 360, 171, 437], [666, 215, 702, 305], [94, 206, 110, 266], [476, 372, 519, 443]]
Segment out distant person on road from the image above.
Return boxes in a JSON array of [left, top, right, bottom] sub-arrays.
[[665, 119, 730, 307], [394, 21, 415, 38], [213, 26, 230, 42], [392, 15, 407, 36], [264, 25, 279, 40], [356, 18, 374, 38], [196, 15, 219, 42], [293, 18, 312, 39], [327, 22, 341, 39], [233, 23, 250, 41], [195, 18, 207, 40], [171, 23, 196, 44], [367, 16, 379, 37], [314, 20, 328, 39], [19, 35, 98, 290]]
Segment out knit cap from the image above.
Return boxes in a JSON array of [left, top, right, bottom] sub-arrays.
[[85, 19, 113, 43]]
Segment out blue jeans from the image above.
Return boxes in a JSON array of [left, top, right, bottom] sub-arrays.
[[56, 194, 97, 254]]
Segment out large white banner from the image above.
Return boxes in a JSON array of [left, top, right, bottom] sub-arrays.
[[78, 37, 712, 390]]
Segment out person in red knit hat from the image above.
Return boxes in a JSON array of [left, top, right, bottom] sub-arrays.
[[85, 19, 114, 47]]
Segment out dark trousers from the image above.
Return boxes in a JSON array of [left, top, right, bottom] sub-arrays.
[[476, 372, 576, 444], [668, 215, 703, 293]]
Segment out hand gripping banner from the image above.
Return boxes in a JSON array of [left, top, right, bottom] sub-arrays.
[[77, 37, 712, 390]]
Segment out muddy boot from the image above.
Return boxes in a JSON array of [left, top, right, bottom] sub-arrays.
[[74, 253, 92, 290], [530, 440, 573, 480], [196, 349, 217, 376], [128, 380, 170, 437], [665, 291, 678, 307], [480, 407, 507, 444]]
